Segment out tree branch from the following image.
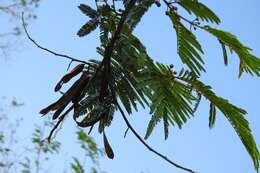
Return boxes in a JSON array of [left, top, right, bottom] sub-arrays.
[[21, 13, 92, 66], [115, 100, 196, 173], [162, 0, 204, 30], [99, 0, 137, 101], [47, 105, 73, 142]]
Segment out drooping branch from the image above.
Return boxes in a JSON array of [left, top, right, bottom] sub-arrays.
[[47, 105, 73, 142], [115, 100, 196, 173], [21, 13, 92, 65]]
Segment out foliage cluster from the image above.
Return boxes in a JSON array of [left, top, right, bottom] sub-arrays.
[[0, 99, 105, 173], [23, 0, 260, 172]]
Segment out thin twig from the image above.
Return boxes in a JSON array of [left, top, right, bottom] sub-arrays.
[[124, 127, 129, 138], [115, 100, 196, 173], [47, 106, 73, 142], [21, 12, 93, 65], [88, 125, 95, 134], [162, 0, 204, 30], [67, 60, 73, 71]]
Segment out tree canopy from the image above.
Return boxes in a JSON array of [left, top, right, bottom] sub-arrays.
[[23, 0, 260, 172]]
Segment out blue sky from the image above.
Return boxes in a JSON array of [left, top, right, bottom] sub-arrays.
[[0, 0, 260, 173]]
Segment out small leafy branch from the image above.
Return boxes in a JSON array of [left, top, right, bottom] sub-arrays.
[[0, 100, 104, 173], [0, 0, 40, 57], [23, 0, 260, 172]]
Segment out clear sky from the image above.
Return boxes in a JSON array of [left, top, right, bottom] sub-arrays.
[[0, 0, 260, 173]]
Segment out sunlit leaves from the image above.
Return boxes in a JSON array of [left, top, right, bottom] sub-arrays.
[[204, 26, 260, 77], [181, 78, 260, 170], [219, 39, 228, 66], [141, 62, 197, 139], [167, 10, 205, 75], [178, 0, 221, 24], [70, 0, 260, 171]]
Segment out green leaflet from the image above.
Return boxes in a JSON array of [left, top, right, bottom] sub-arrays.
[[167, 10, 205, 75], [99, 19, 109, 46], [78, 4, 98, 19], [144, 101, 164, 140], [78, 5, 117, 38], [77, 18, 99, 37], [219, 39, 228, 66], [178, 0, 221, 24], [96, 31, 150, 114], [71, 157, 84, 173], [181, 78, 260, 171], [163, 107, 169, 140], [142, 62, 197, 139], [209, 102, 216, 129], [111, 60, 149, 110], [126, 0, 154, 30], [204, 26, 260, 77]]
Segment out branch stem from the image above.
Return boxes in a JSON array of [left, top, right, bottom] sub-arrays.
[[115, 100, 196, 173], [47, 106, 73, 142], [22, 13, 93, 66]]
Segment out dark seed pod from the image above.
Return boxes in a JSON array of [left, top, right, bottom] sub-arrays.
[[52, 105, 66, 120], [54, 64, 84, 92], [40, 73, 89, 116], [39, 102, 56, 115], [103, 132, 114, 159], [73, 102, 80, 120]]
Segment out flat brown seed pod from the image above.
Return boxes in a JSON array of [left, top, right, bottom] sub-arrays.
[[40, 73, 89, 115], [54, 64, 85, 92], [103, 132, 114, 159]]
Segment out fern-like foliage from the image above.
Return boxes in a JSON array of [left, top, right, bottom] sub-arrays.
[[39, 0, 260, 171], [204, 26, 260, 77], [77, 4, 100, 37], [178, 76, 260, 170], [178, 0, 221, 24], [140, 62, 197, 139], [77, 18, 99, 37], [126, 0, 154, 30], [167, 10, 205, 75], [71, 157, 84, 173], [78, 4, 98, 19]]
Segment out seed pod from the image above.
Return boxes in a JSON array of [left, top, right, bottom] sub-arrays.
[[39, 102, 56, 115], [52, 105, 66, 120], [40, 73, 89, 115], [103, 132, 114, 159], [54, 64, 84, 92], [73, 101, 80, 120]]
